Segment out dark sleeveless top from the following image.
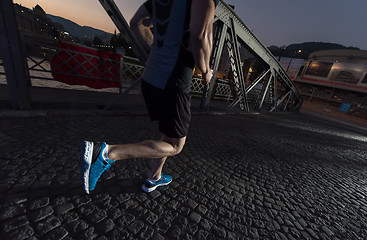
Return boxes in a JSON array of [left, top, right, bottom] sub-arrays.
[[142, 0, 218, 93]]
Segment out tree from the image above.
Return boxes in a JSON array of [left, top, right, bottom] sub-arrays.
[[109, 31, 136, 57], [83, 40, 92, 47], [92, 36, 103, 46], [110, 30, 118, 47]]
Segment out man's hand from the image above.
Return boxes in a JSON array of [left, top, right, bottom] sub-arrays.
[[202, 69, 213, 85]]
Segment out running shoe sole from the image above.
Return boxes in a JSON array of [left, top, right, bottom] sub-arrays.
[[141, 178, 172, 193], [81, 141, 93, 194]]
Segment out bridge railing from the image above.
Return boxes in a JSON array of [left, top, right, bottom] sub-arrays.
[[0, 42, 145, 92]]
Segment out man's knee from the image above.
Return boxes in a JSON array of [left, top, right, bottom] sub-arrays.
[[171, 144, 184, 156], [162, 135, 186, 156]]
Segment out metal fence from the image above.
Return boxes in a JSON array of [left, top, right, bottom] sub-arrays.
[[0, 42, 235, 102], [1, 44, 145, 91]]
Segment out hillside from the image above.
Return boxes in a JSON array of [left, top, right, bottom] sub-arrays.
[[269, 42, 360, 59], [47, 14, 112, 42]]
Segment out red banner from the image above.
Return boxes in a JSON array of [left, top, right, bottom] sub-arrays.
[[50, 41, 123, 89]]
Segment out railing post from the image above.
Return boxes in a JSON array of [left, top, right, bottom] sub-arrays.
[[200, 22, 227, 111], [119, 56, 124, 94], [0, 0, 31, 109]]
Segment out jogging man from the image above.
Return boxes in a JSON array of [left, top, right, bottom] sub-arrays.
[[81, 0, 217, 194]]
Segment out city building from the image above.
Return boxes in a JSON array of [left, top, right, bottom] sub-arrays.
[[293, 49, 367, 109], [13, 3, 66, 44]]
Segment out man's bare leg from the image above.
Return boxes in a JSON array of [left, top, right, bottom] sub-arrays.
[[150, 157, 167, 180], [148, 135, 186, 179], [108, 136, 186, 175]]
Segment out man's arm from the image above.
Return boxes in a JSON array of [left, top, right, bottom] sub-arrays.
[[130, 5, 153, 52], [190, 0, 215, 85]]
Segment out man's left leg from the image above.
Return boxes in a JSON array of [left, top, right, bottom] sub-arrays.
[[142, 135, 186, 192]]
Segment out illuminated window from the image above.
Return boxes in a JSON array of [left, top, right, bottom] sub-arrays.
[[304, 60, 333, 78], [330, 70, 361, 84]]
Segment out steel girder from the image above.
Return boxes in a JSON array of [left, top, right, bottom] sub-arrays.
[[202, 0, 303, 112], [0, 0, 31, 109]]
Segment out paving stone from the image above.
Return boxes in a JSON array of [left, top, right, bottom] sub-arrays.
[[139, 226, 154, 239], [3, 225, 34, 240], [73, 196, 91, 207], [28, 197, 50, 210], [122, 199, 139, 210], [1, 215, 29, 233], [300, 230, 312, 240], [290, 227, 301, 238], [88, 209, 107, 224], [43, 226, 68, 240], [183, 222, 199, 235], [144, 211, 159, 225], [0, 204, 27, 220], [117, 213, 135, 225], [276, 232, 288, 240], [189, 212, 201, 224], [127, 220, 145, 235], [321, 226, 334, 237], [95, 218, 115, 234], [131, 206, 147, 217], [166, 199, 179, 210], [211, 225, 227, 238], [29, 206, 54, 222], [81, 227, 97, 239], [61, 211, 79, 224], [197, 205, 208, 215], [55, 203, 74, 215], [186, 198, 198, 209], [148, 190, 161, 199], [178, 206, 191, 216], [214, 183, 224, 189], [248, 227, 259, 239], [294, 221, 304, 231], [166, 225, 181, 240], [281, 226, 289, 234], [298, 218, 308, 228], [151, 232, 165, 240], [195, 229, 209, 239], [34, 215, 61, 234], [68, 219, 89, 233], [284, 219, 295, 227]]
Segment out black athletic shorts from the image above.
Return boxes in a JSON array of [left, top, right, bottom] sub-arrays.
[[142, 80, 191, 138]]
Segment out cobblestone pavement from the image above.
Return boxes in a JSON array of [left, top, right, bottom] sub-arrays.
[[0, 112, 367, 240]]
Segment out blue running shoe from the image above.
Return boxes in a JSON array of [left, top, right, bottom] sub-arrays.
[[141, 174, 172, 193], [81, 141, 114, 194]]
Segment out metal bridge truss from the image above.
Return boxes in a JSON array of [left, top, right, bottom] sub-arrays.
[[201, 0, 303, 112]]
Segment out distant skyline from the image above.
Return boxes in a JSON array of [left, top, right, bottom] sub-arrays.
[[14, 0, 367, 50]]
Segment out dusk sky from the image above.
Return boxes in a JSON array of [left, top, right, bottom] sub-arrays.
[[14, 0, 367, 50]]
